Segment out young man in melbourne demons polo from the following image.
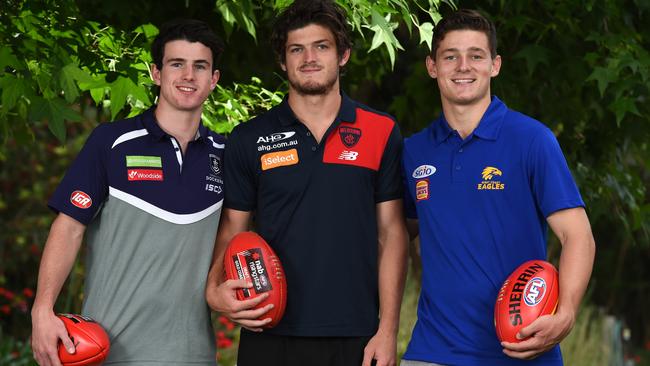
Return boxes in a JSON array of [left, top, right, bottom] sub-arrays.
[[205, 1, 408, 365], [32, 19, 225, 366]]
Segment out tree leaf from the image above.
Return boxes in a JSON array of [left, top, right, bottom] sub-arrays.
[[586, 66, 618, 97], [513, 44, 549, 76], [108, 76, 132, 119]]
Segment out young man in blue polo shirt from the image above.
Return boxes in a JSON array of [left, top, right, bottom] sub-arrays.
[[204, 1, 408, 365], [31, 20, 225, 365], [401, 9, 596, 366]]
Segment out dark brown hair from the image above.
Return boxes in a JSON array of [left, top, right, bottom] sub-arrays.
[[270, 0, 352, 65], [431, 9, 497, 59], [152, 19, 224, 72]]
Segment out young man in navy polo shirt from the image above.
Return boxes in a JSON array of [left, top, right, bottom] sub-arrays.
[[204, 1, 408, 365], [31, 20, 225, 365], [401, 9, 596, 366]]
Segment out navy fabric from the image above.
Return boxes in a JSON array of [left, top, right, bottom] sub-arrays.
[[49, 108, 225, 223], [224, 93, 403, 336]]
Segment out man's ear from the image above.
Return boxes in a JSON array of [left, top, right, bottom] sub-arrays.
[[151, 64, 162, 86], [491, 55, 502, 78], [210, 69, 220, 90], [338, 48, 351, 67], [425, 55, 437, 79]]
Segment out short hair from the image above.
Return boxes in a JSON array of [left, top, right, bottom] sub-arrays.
[[270, 0, 352, 65], [431, 9, 497, 59], [151, 19, 224, 72]]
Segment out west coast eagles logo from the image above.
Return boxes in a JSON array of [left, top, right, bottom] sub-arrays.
[[339, 127, 361, 148], [209, 154, 221, 175], [478, 166, 505, 190]]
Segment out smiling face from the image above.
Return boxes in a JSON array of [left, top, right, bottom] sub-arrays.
[[281, 23, 350, 96], [426, 30, 501, 108], [151, 39, 219, 113]]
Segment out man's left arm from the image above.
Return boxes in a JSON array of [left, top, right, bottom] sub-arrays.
[[502, 207, 595, 359], [363, 199, 409, 366]]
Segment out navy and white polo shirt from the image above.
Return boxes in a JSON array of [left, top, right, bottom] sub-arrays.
[[402, 96, 584, 366], [224, 93, 403, 337], [49, 108, 224, 365]]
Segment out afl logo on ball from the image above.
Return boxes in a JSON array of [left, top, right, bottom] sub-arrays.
[[523, 277, 547, 306], [70, 190, 92, 209]]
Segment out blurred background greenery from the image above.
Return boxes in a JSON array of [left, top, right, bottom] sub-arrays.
[[1, 0, 649, 365]]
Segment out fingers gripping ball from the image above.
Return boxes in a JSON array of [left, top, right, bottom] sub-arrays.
[[494, 260, 559, 343], [57, 314, 110, 366], [224, 231, 287, 328]]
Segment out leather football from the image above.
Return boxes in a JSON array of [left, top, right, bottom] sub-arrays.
[[224, 231, 287, 328], [494, 260, 559, 343], [57, 313, 110, 366]]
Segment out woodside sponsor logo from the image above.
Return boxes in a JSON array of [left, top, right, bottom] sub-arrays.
[[127, 169, 164, 181]]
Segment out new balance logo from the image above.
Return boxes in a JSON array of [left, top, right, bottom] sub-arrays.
[[338, 150, 358, 161]]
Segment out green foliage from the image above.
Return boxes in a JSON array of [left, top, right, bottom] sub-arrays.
[[203, 77, 285, 134]]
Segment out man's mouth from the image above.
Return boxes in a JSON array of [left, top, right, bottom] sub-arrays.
[[177, 85, 197, 92]]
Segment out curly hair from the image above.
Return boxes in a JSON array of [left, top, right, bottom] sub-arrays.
[[270, 0, 352, 65]]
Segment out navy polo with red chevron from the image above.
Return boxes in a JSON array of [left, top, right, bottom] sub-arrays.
[[224, 93, 403, 337]]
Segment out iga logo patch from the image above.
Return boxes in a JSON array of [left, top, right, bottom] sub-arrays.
[[339, 127, 361, 148], [412, 165, 436, 179], [127, 169, 164, 181], [209, 154, 221, 175], [70, 190, 92, 209]]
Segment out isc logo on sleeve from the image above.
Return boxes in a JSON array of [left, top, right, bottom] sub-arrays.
[[261, 149, 299, 171]]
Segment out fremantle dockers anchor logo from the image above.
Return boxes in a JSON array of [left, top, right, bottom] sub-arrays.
[[209, 154, 221, 175], [339, 126, 361, 148]]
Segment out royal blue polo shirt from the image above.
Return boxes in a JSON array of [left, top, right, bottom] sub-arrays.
[[402, 96, 584, 365], [48, 107, 225, 364], [224, 93, 403, 337]]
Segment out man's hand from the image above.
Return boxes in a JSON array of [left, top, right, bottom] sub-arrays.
[[501, 310, 574, 359], [206, 278, 274, 331], [362, 328, 397, 366], [31, 309, 75, 366]]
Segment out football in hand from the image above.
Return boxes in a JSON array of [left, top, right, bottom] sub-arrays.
[[57, 313, 110, 366], [494, 260, 559, 343], [224, 231, 287, 328]]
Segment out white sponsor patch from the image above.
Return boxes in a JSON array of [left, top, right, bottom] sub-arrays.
[[412, 164, 436, 178]]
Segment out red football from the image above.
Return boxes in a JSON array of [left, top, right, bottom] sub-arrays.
[[224, 231, 287, 328], [57, 314, 110, 366], [494, 260, 559, 343]]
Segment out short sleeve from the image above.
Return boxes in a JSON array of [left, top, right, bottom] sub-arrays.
[[375, 122, 404, 203], [48, 125, 110, 225], [528, 128, 585, 218], [223, 126, 257, 211]]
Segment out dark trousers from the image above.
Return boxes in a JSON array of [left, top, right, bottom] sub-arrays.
[[237, 329, 375, 366]]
